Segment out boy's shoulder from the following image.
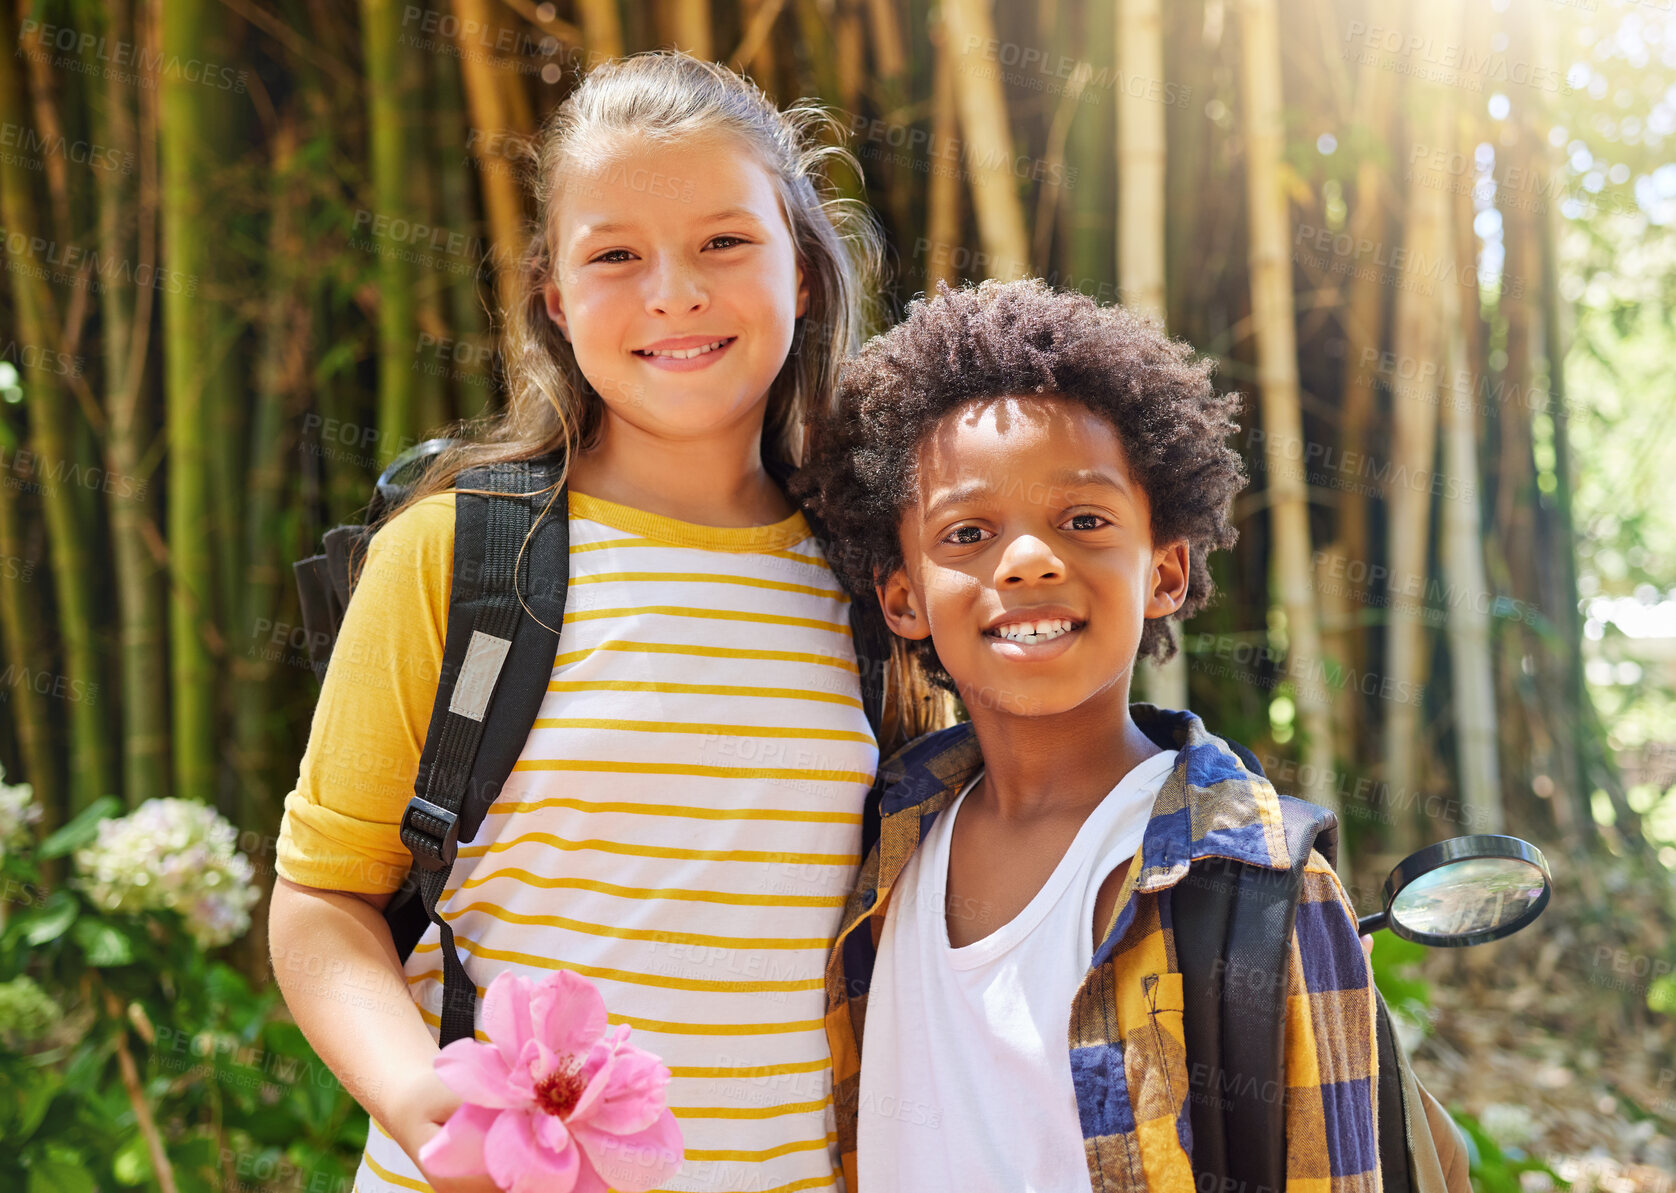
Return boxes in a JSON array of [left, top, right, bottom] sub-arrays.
[[876, 720, 981, 810]]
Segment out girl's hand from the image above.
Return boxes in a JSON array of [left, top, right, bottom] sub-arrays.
[[387, 1070, 505, 1193]]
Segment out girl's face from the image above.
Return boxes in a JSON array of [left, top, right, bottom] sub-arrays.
[[544, 130, 809, 447]]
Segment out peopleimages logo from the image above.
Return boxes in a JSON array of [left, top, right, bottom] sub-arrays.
[[18, 20, 249, 94]]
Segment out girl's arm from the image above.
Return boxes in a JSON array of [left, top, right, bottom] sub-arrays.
[[268, 877, 498, 1193]]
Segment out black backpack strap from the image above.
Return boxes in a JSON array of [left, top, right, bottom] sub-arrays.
[[1180, 792, 1336, 1189], [390, 457, 569, 1046]]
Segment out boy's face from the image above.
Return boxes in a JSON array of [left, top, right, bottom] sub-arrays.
[[878, 395, 1189, 719]]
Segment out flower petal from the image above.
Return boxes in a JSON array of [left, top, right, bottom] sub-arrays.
[[481, 969, 538, 1072], [573, 1109, 684, 1193], [574, 1039, 670, 1136], [531, 969, 609, 1057], [417, 1103, 499, 1178], [433, 1039, 526, 1109], [485, 1108, 580, 1193]]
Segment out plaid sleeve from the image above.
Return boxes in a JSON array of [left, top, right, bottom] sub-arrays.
[[1282, 852, 1381, 1192]]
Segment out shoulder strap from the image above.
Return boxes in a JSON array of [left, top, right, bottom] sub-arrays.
[[1179, 792, 1337, 1189], [383, 457, 569, 1046]]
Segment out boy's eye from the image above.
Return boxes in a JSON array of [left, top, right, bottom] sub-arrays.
[[943, 525, 989, 546], [1065, 513, 1108, 531]]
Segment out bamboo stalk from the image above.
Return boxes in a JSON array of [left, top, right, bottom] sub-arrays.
[[1117, 0, 1188, 711], [0, 5, 115, 814], [670, 0, 712, 59], [1438, 220, 1503, 835], [936, 0, 1031, 280], [1237, 0, 1338, 823], [361, 0, 419, 466], [924, 11, 962, 292], [1379, 0, 1460, 848], [577, 0, 624, 60], [94, 0, 168, 807], [158, 0, 221, 801], [452, 0, 529, 315]]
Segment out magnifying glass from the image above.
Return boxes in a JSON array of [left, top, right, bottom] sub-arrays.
[[1357, 834, 1552, 947]]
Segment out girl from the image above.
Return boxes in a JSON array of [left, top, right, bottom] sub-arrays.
[[269, 51, 932, 1193]]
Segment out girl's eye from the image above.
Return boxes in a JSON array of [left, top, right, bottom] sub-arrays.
[[590, 249, 634, 264], [1065, 513, 1108, 531], [707, 235, 748, 250], [944, 525, 989, 546]]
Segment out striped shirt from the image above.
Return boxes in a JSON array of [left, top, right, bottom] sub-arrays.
[[276, 489, 878, 1193]]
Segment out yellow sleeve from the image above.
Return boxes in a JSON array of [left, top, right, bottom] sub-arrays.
[[275, 492, 456, 893]]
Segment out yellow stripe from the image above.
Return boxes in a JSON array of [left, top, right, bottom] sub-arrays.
[[363, 1144, 432, 1191], [562, 605, 849, 635], [554, 639, 859, 673], [571, 570, 845, 600], [412, 938, 823, 993], [452, 868, 847, 907], [486, 794, 863, 824], [442, 900, 832, 949], [409, 976, 822, 1034], [529, 716, 874, 744], [570, 534, 830, 569], [510, 758, 874, 785], [683, 1132, 836, 1163], [547, 679, 862, 709], [610, 1012, 824, 1036], [672, 1096, 830, 1119], [668, 1057, 831, 1079], [671, 1100, 830, 1122], [456, 830, 858, 866]]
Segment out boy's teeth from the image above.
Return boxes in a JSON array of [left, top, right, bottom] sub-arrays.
[[642, 339, 728, 359], [994, 617, 1075, 643]]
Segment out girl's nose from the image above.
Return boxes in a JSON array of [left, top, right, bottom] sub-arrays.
[[995, 533, 1065, 587], [646, 256, 708, 316]]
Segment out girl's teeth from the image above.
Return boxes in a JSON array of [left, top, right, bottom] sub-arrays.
[[642, 339, 728, 359]]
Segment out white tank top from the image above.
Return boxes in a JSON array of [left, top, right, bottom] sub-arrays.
[[856, 748, 1179, 1193]]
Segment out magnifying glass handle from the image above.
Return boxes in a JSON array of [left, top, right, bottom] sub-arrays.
[[1357, 911, 1388, 936]]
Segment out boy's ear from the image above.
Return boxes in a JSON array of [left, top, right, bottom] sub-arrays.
[[1147, 540, 1190, 620], [876, 568, 932, 641], [542, 281, 571, 341]]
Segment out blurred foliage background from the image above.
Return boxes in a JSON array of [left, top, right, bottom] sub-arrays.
[[0, 0, 1673, 1188]]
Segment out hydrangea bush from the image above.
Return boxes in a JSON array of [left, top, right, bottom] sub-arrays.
[[74, 798, 260, 948], [0, 773, 368, 1192]]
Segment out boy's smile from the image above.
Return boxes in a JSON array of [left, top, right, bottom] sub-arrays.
[[879, 395, 1188, 722]]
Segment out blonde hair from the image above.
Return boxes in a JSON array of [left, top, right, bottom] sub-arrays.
[[375, 50, 884, 530]]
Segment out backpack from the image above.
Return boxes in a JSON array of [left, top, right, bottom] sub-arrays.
[[292, 438, 890, 1046], [1174, 738, 1472, 1193]]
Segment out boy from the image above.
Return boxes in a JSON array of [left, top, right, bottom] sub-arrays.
[[798, 279, 1380, 1191]]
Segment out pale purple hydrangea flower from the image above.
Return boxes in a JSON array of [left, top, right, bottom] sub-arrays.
[[74, 798, 259, 949]]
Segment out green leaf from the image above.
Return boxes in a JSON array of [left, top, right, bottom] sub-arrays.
[[25, 1156, 96, 1193], [38, 798, 122, 860], [12, 1068, 62, 1142], [21, 892, 79, 948], [111, 1132, 151, 1186], [70, 919, 134, 968]]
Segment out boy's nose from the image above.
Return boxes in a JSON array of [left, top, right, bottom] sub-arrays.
[[995, 534, 1064, 586]]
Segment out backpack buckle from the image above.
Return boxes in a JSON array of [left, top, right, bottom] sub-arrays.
[[400, 796, 460, 871]]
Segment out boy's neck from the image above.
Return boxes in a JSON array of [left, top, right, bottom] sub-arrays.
[[568, 412, 793, 527], [958, 680, 1167, 822]]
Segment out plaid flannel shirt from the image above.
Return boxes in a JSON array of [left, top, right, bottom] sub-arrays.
[[824, 704, 1381, 1192]]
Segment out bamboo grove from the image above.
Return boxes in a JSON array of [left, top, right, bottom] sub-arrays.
[[0, 0, 1660, 959]]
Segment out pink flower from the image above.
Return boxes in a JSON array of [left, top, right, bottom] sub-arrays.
[[419, 969, 683, 1193]]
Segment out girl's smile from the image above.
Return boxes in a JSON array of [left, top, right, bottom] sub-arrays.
[[631, 333, 738, 370]]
